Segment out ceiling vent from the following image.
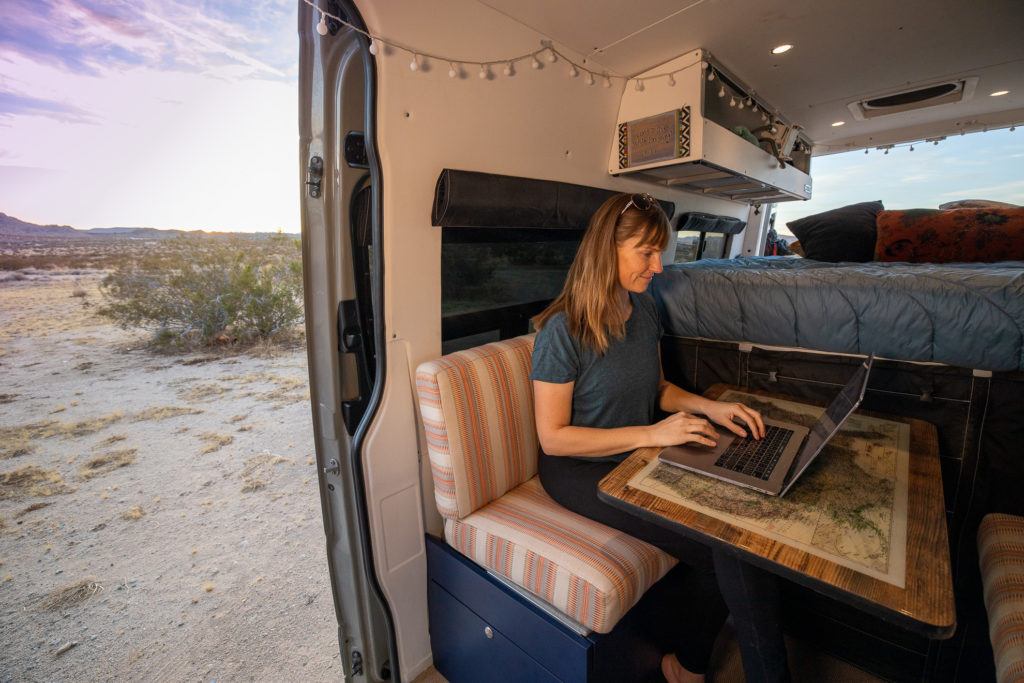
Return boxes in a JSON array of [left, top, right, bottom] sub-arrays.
[[848, 77, 978, 120]]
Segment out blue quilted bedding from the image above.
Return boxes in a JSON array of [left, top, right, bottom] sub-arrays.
[[650, 257, 1024, 372]]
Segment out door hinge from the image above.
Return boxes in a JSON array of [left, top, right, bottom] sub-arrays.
[[306, 155, 324, 198]]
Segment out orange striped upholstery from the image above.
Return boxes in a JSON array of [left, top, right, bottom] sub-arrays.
[[979, 513, 1024, 683], [416, 335, 677, 633], [446, 477, 675, 633], [416, 335, 539, 520]]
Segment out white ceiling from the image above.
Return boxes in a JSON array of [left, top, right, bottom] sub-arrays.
[[478, 0, 1024, 152]]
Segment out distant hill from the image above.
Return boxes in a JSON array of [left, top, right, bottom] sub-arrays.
[[0, 212, 298, 240], [0, 213, 78, 237]]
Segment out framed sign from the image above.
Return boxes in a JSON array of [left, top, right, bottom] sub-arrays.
[[618, 106, 691, 169]]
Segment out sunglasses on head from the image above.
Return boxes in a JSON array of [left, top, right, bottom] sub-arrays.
[[618, 193, 657, 216]]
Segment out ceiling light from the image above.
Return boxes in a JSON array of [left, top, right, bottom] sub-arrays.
[[771, 44, 793, 55], [990, 90, 1009, 97], [831, 121, 845, 127]]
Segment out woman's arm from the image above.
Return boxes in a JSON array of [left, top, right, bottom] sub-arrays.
[[533, 379, 720, 457]]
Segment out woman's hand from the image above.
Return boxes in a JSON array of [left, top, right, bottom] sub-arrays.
[[647, 412, 721, 448], [701, 401, 766, 439]]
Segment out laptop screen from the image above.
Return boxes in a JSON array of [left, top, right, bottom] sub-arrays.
[[782, 356, 873, 489]]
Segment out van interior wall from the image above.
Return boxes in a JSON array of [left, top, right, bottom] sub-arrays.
[[352, 0, 756, 676]]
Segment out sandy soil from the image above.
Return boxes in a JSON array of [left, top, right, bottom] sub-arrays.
[[0, 274, 340, 681]]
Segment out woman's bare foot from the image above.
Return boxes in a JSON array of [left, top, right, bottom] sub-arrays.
[[661, 653, 705, 683]]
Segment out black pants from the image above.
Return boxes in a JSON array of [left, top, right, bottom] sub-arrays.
[[539, 453, 791, 682]]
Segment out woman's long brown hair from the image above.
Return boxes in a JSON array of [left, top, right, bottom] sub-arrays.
[[532, 193, 670, 354]]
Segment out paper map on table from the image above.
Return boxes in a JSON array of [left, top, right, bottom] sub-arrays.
[[627, 390, 910, 587]]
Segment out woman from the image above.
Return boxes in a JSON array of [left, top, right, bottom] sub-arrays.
[[531, 192, 789, 683]]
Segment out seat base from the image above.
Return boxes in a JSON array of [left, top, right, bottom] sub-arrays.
[[427, 534, 690, 683]]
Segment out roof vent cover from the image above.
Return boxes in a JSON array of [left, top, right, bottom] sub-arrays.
[[848, 77, 977, 120]]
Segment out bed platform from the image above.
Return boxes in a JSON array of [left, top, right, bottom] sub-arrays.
[[651, 256, 1024, 680]]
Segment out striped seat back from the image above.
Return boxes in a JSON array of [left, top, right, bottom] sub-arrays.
[[416, 335, 538, 520]]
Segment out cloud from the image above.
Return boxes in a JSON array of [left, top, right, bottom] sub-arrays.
[[0, 90, 98, 124], [0, 0, 296, 81]]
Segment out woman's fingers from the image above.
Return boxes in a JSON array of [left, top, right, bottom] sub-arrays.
[[737, 405, 766, 439]]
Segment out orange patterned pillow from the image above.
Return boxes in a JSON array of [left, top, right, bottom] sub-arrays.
[[874, 208, 1024, 263]]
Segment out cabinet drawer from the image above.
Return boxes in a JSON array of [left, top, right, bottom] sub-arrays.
[[429, 580, 561, 682]]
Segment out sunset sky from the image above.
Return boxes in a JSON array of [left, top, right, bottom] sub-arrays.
[[1, 1, 1021, 233]]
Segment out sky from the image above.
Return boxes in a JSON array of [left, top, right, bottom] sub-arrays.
[[0, 2, 1021, 233], [0, 0, 299, 233]]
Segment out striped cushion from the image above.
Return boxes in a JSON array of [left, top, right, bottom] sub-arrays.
[[446, 477, 676, 633], [416, 335, 538, 520], [979, 513, 1024, 683]]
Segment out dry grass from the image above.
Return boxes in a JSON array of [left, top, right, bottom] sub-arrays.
[[16, 501, 51, 517], [78, 448, 137, 480], [131, 406, 203, 422], [1, 412, 125, 459], [201, 581, 215, 593], [121, 505, 145, 521], [96, 434, 127, 447], [39, 578, 102, 611], [227, 413, 248, 423], [0, 393, 17, 404], [178, 383, 229, 403], [240, 453, 288, 493], [198, 433, 233, 455], [0, 466, 71, 499]]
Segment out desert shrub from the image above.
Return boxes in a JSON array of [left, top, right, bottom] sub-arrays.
[[98, 235, 303, 348]]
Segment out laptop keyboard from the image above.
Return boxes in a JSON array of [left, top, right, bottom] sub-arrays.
[[714, 425, 795, 481]]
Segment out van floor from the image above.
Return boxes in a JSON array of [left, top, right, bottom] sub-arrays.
[[411, 624, 882, 682]]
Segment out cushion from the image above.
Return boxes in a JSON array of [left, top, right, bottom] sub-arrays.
[[939, 199, 1020, 210], [446, 477, 676, 633], [786, 201, 883, 262], [875, 208, 1024, 263], [978, 513, 1024, 683], [416, 335, 538, 520]]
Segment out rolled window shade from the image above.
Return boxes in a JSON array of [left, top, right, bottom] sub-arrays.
[[432, 169, 675, 229], [675, 211, 746, 234]]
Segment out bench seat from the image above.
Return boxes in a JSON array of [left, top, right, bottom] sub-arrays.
[[978, 513, 1024, 683], [417, 334, 675, 635], [446, 476, 675, 634]]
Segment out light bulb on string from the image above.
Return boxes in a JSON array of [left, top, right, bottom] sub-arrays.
[[448, 63, 458, 78], [409, 54, 420, 71], [569, 64, 579, 78], [368, 38, 378, 55], [479, 64, 488, 79], [316, 11, 328, 36], [504, 62, 514, 77], [585, 71, 594, 86], [546, 48, 557, 63], [667, 73, 676, 86], [603, 74, 611, 88], [729, 96, 736, 107], [738, 98, 745, 109], [745, 97, 753, 107], [718, 85, 725, 98], [707, 69, 716, 82], [531, 54, 541, 69], [761, 112, 768, 122], [635, 79, 644, 92]]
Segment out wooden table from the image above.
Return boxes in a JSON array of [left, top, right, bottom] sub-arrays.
[[597, 384, 956, 639]]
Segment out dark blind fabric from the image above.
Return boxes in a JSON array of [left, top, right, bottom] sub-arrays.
[[530, 292, 662, 462], [787, 200, 883, 262]]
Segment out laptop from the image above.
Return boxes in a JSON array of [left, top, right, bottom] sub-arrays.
[[659, 355, 874, 497]]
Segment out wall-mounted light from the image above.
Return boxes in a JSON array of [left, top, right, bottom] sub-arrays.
[[831, 121, 845, 127], [990, 90, 1010, 97], [772, 44, 793, 55]]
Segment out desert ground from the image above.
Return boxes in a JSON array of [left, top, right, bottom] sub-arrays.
[[0, 270, 340, 681]]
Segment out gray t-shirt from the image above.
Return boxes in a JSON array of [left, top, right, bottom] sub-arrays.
[[530, 292, 663, 462]]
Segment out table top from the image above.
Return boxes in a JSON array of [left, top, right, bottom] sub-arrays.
[[597, 383, 956, 639]]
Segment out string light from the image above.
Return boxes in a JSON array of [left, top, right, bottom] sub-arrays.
[[478, 64, 488, 79], [603, 73, 611, 88], [531, 54, 541, 69], [546, 48, 557, 63], [316, 11, 328, 36], [503, 62, 514, 77], [409, 54, 419, 71], [667, 73, 676, 86], [718, 85, 726, 98], [585, 71, 594, 86], [448, 63, 458, 78], [729, 96, 736, 107], [707, 68, 716, 81], [368, 38, 378, 55], [569, 64, 579, 78]]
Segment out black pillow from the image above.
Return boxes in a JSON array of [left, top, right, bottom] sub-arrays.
[[786, 201, 883, 262]]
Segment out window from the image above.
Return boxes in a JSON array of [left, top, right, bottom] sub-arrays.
[[674, 230, 730, 263], [441, 228, 581, 354]]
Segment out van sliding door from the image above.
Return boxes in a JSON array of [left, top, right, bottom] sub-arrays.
[[298, 2, 397, 681]]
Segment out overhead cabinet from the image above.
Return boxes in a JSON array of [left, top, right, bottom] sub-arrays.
[[609, 50, 813, 203]]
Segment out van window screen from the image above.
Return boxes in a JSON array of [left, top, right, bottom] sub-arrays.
[[674, 230, 729, 263], [442, 228, 581, 354]]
